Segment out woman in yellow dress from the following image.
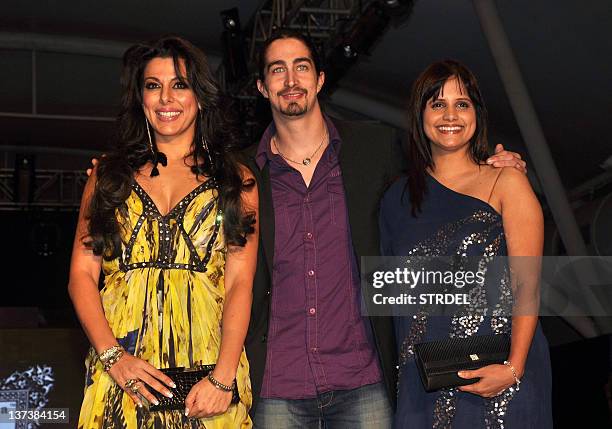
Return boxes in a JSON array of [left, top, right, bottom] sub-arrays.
[[68, 36, 258, 428]]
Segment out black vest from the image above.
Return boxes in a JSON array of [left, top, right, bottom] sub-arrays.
[[242, 118, 404, 415]]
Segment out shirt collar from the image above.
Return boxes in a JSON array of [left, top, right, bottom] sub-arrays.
[[255, 114, 342, 169]]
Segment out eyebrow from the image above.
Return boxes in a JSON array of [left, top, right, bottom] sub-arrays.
[[143, 76, 187, 82], [431, 96, 472, 102], [294, 57, 313, 65], [266, 57, 313, 72]]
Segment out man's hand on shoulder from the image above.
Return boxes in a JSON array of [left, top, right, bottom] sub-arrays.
[[486, 144, 527, 174], [86, 157, 101, 177]]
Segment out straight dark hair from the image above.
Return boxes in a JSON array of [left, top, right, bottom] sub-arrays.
[[86, 36, 254, 259], [257, 29, 323, 80], [405, 60, 489, 216]]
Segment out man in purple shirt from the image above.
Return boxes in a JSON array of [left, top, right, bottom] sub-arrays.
[[242, 30, 526, 428]]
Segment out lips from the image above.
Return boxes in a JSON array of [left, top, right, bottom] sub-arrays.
[[281, 93, 304, 100], [278, 88, 307, 100], [155, 110, 182, 122]]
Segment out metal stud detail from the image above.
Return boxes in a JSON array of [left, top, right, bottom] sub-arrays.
[[117, 180, 223, 274]]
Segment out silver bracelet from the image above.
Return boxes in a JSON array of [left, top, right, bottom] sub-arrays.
[[207, 372, 235, 392], [503, 360, 521, 391], [98, 345, 124, 372]]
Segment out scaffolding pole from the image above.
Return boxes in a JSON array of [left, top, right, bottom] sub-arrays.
[[472, 0, 605, 337]]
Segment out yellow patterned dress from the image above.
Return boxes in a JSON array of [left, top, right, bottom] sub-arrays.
[[78, 179, 252, 428]]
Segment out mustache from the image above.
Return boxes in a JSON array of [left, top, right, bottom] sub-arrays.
[[277, 87, 308, 96]]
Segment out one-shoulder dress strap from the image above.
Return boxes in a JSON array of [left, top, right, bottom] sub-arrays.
[[486, 168, 505, 204]]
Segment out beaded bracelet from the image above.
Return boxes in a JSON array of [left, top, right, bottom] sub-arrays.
[[208, 373, 235, 392], [98, 345, 124, 372], [503, 360, 521, 391]]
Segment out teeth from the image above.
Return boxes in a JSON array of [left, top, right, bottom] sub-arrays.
[[437, 126, 462, 132], [157, 111, 181, 118]]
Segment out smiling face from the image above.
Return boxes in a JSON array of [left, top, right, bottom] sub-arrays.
[[142, 57, 198, 143], [423, 76, 476, 154], [257, 37, 324, 118]]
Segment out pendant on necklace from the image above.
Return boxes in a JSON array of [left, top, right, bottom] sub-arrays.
[[302, 158, 311, 166]]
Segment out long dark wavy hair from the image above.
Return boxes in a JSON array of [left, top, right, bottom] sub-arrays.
[[86, 36, 254, 259], [405, 60, 489, 216]]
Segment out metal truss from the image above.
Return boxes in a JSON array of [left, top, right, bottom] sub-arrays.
[[220, 1, 369, 140], [248, 0, 360, 62], [0, 169, 87, 211], [218, 0, 415, 140]]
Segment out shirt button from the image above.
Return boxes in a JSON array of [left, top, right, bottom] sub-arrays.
[[305, 232, 313, 240], [261, 334, 267, 343], [309, 307, 316, 315], [307, 270, 315, 277]]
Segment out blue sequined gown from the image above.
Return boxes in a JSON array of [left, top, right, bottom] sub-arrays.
[[379, 175, 552, 429]]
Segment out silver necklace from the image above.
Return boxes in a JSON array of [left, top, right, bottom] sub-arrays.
[[272, 128, 328, 166]]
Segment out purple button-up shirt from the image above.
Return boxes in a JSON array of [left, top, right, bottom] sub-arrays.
[[256, 117, 382, 399]]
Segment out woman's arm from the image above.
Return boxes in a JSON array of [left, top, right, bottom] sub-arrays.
[[69, 170, 121, 354], [68, 169, 174, 406], [186, 167, 259, 418], [459, 167, 543, 396], [498, 167, 543, 377]]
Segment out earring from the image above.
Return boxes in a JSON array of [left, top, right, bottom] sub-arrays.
[[145, 117, 154, 156], [145, 117, 167, 177], [201, 135, 214, 169], [199, 111, 214, 170]]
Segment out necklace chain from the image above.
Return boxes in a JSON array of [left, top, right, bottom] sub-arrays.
[[272, 127, 328, 166]]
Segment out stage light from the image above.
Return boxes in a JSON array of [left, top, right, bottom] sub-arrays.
[[220, 7, 248, 86], [343, 44, 357, 58], [225, 17, 237, 30], [382, 0, 413, 7], [222, 8, 240, 31], [13, 154, 35, 204], [380, 0, 415, 22]]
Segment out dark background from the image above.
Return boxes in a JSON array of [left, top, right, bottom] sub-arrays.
[[0, 1, 611, 427]]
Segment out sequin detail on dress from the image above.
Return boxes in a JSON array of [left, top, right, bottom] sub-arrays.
[[384, 176, 552, 429], [396, 208, 515, 428]]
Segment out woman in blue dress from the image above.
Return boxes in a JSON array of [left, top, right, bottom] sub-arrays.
[[379, 60, 552, 428]]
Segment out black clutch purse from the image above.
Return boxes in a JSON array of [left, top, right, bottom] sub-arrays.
[[147, 365, 240, 411], [413, 334, 510, 392]]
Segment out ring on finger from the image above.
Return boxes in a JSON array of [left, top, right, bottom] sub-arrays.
[[130, 382, 142, 393], [125, 378, 140, 393]]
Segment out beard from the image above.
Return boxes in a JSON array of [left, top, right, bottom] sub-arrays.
[[277, 87, 308, 117], [280, 101, 308, 116]]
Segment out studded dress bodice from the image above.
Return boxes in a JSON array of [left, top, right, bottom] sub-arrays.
[[103, 180, 223, 275], [79, 179, 252, 429]]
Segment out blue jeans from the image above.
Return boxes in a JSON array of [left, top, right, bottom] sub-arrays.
[[253, 382, 392, 429]]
